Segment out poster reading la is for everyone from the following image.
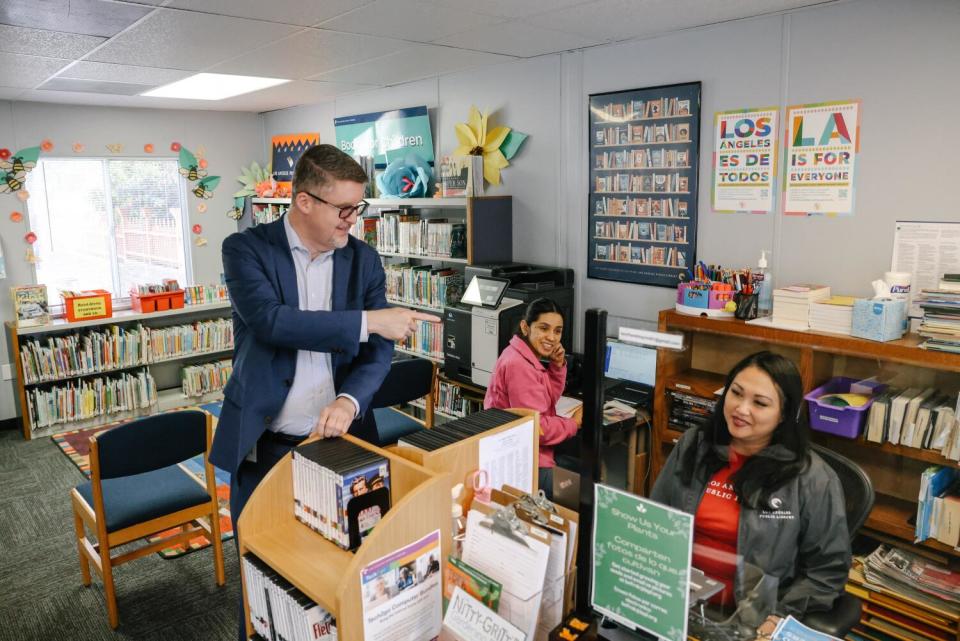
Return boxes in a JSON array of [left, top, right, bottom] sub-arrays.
[[712, 107, 779, 214], [783, 100, 861, 216]]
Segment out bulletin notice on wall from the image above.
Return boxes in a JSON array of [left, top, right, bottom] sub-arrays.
[[360, 530, 443, 641], [783, 100, 861, 216], [591, 484, 693, 641], [891, 221, 960, 316], [712, 107, 778, 213]]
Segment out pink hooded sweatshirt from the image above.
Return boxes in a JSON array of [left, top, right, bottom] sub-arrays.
[[483, 335, 578, 468]]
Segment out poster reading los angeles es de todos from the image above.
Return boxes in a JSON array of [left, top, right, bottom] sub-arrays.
[[783, 100, 861, 216], [712, 107, 779, 213]]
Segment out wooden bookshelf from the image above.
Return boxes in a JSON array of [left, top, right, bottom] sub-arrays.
[[238, 434, 450, 641], [652, 308, 960, 557]]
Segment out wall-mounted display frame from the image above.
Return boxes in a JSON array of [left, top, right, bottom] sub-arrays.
[[587, 82, 701, 287]]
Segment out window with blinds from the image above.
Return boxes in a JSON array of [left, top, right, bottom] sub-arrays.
[[26, 158, 192, 300]]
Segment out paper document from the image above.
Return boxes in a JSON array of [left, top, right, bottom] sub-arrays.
[[478, 418, 535, 494], [555, 396, 582, 419]]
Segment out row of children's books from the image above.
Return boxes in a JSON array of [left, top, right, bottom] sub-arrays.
[[595, 243, 687, 268], [397, 318, 444, 360], [864, 387, 960, 458], [18, 319, 234, 384], [182, 283, 229, 306], [384, 263, 463, 310], [594, 96, 691, 121], [181, 359, 233, 398], [292, 438, 391, 551], [26, 369, 157, 429], [242, 553, 337, 641], [593, 195, 689, 218], [594, 122, 691, 146], [594, 172, 689, 194], [363, 211, 466, 258], [594, 148, 690, 170], [594, 220, 687, 243], [436, 379, 483, 418]]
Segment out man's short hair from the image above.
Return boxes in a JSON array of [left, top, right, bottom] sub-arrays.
[[292, 144, 368, 196]]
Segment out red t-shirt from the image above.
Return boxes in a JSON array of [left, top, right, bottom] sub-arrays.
[[693, 451, 747, 607]]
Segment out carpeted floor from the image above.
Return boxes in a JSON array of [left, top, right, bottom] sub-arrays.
[[0, 426, 241, 641]]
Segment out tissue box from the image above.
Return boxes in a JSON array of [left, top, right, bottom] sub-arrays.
[[851, 299, 907, 342]]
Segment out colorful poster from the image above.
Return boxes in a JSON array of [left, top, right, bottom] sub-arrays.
[[335, 106, 435, 169], [591, 484, 693, 641], [361, 530, 442, 641], [271, 133, 320, 189], [712, 107, 778, 213], [783, 100, 861, 216]]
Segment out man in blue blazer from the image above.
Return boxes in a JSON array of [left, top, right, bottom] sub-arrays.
[[211, 146, 437, 584]]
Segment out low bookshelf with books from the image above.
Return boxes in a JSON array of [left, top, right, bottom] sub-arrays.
[[6, 300, 233, 439], [652, 308, 960, 562]]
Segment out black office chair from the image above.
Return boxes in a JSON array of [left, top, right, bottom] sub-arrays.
[[356, 357, 436, 446], [801, 444, 875, 636]]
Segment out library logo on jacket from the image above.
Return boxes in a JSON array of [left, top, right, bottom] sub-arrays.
[[759, 496, 795, 520]]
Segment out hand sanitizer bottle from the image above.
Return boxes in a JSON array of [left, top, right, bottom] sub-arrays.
[[757, 250, 773, 316]]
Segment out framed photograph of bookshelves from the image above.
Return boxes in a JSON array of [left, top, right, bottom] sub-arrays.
[[588, 81, 701, 288]]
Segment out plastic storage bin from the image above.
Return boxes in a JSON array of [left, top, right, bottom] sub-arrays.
[[62, 289, 112, 322], [130, 289, 185, 313], [804, 376, 882, 439]]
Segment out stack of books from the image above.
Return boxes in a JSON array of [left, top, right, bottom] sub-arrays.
[[772, 284, 831, 328], [397, 408, 519, 451], [917, 465, 959, 544], [668, 390, 716, 432], [292, 439, 391, 551], [859, 546, 960, 621], [181, 359, 233, 397], [374, 210, 466, 258], [25, 369, 157, 429], [242, 553, 337, 641], [436, 379, 483, 418], [865, 387, 959, 456], [808, 296, 855, 335], [398, 318, 444, 359], [384, 263, 463, 310], [916, 288, 960, 353]]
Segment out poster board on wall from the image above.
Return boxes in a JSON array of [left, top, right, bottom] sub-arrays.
[[271, 133, 320, 190]]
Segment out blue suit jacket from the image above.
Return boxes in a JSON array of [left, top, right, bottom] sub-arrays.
[[210, 217, 393, 473]]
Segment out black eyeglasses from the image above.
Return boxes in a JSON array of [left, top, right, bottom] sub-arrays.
[[303, 191, 369, 219]]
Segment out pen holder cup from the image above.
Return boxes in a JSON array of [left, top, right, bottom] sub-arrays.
[[734, 293, 759, 320]]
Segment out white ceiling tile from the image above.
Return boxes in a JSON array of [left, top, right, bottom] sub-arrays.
[[210, 29, 408, 80], [0, 0, 154, 37], [58, 61, 193, 86], [427, 0, 594, 19], [315, 44, 514, 86], [214, 80, 372, 111], [319, 0, 502, 42], [434, 20, 604, 57], [0, 54, 69, 88], [0, 24, 105, 58], [159, 0, 374, 27], [39, 77, 156, 95], [87, 8, 301, 71]]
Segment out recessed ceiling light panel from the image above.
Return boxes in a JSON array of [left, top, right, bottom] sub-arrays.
[[142, 73, 289, 100]]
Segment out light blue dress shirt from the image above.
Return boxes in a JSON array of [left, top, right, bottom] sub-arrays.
[[272, 215, 368, 437]]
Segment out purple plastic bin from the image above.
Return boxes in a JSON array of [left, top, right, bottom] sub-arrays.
[[804, 377, 882, 439]]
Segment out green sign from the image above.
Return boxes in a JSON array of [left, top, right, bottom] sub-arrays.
[[591, 484, 693, 641], [334, 106, 435, 169]]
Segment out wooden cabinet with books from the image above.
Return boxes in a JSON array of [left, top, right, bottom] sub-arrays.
[[6, 301, 233, 440], [652, 308, 960, 560], [238, 433, 450, 641]]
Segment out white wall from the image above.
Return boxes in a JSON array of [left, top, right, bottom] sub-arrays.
[[0, 102, 262, 419]]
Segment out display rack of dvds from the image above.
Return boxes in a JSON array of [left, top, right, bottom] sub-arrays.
[[588, 82, 701, 287], [7, 301, 232, 439], [238, 433, 450, 641]]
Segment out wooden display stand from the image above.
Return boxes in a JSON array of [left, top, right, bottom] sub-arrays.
[[652, 309, 960, 562], [238, 434, 451, 641]]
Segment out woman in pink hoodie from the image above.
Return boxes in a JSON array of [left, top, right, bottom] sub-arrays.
[[484, 298, 582, 498]]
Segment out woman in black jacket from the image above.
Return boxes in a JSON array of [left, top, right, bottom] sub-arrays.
[[651, 351, 851, 626]]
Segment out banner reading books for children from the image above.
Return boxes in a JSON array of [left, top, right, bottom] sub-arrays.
[[783, 100, 861, 216], [712, 107, 779, 213], [335, 106, 435, 169]]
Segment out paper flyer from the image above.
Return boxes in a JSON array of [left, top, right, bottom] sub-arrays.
[[477, 418, 535, 494], [712, 107, 778, 213], [783, 100, 861, 216], [360, 529, 442, 641]]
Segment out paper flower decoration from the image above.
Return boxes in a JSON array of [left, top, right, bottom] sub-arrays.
[[453, 106, 528, 186], [192, 224, 202, 234], [9, 210, 22, 222], [25, 248, 39, 264], [40, 139, 53, 152], [375, 153, 432, 198], [235, 161, 272, 197], [199, 158, 208, 169], [24, 231, 37, 244], [197, 202, 207, 213], [0, 149, 9, 160], [16, 189, 29, 201], [72, 142, 84, 153], [170, 142, 182, 152], [105, 144, 123, 154], [144, 143, 154, 153], [178, 147, 206, 181], [195, 237, 208, 247]]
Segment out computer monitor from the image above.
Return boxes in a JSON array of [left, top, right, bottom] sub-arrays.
[[460, 275, 510, 308], [603, 339, 657, 387]]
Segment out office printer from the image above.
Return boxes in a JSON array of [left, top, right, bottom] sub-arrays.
[[464, 263, 575, 350]]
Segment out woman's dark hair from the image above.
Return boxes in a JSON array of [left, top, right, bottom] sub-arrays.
[[517, 297, 564, 337], [679, 350, 810, 509]]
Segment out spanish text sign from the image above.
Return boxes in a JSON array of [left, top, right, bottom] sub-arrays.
[[591, 484, 693, 641], [712, 107, 779, 213], [783, 100, 861, 216]]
